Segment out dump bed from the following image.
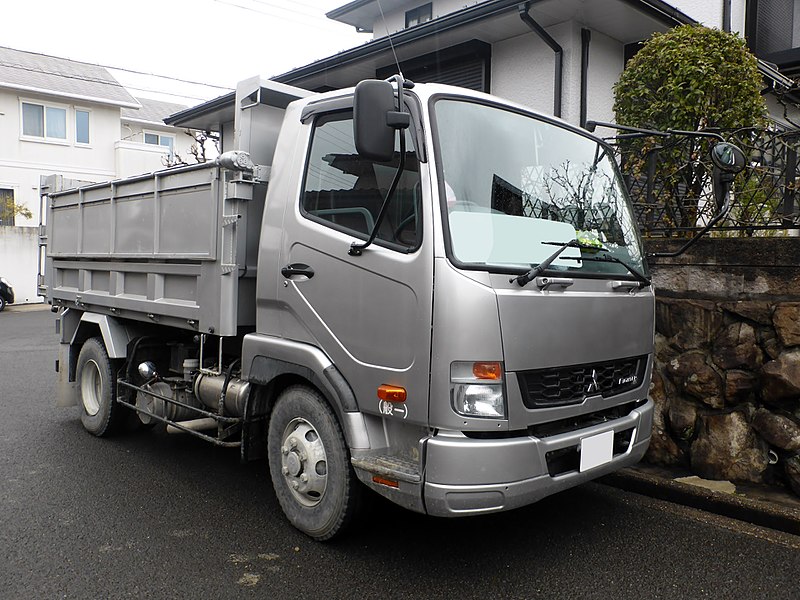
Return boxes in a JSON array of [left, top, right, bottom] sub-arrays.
[[42, 164, 265, 337]]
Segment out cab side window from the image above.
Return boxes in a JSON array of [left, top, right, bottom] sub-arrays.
[[301, 111, 421, 250]]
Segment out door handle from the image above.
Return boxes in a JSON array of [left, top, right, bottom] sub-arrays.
[[281, 263, 315, 279]]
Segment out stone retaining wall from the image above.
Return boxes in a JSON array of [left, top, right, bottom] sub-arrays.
[[644, 237, 800, 497]]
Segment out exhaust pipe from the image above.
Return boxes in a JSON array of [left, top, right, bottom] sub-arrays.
[[166, 417, 217, 435]]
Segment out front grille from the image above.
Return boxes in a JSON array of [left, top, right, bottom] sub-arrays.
[[518, 356, 646, 409]]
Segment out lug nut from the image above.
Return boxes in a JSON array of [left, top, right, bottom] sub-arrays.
[[282, 467, 289, 475], [300, 474, 308, 483], [292, 481, 299, 490]]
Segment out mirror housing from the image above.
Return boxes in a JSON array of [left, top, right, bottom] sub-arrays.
[[353, 80, 396, 162], [711, 142, 746, 210]]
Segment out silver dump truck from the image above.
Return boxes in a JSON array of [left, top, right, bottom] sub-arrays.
[[42, 75, 656, 540]]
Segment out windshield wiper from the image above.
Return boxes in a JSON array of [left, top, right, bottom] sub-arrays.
[[511, 240, 652, 288], [578, 253, 651, 288], [511, 240, 586, 287]]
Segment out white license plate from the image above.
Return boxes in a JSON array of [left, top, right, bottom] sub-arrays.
[[579, 430, 615, 472]]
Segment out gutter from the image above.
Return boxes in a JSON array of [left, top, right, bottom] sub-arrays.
[[518, 2, 562, 118]]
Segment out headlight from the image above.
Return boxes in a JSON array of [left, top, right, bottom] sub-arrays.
[[451, 361, 506, 419]]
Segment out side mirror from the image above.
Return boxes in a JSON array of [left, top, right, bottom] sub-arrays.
[[710, 142, 746, 210], [353, 80, 396, 162]]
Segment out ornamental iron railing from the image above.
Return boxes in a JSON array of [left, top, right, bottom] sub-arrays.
[[613, 128, 800, 237]]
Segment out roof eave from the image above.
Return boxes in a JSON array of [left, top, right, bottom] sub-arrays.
[[164, 91, 235, 128], [0, 81, 140, 109]]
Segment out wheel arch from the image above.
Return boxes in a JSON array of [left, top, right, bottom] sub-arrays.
[[241, 333, 372, 452]]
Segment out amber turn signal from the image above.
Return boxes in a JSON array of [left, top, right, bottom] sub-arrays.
[[372, 475, 399, 488], [472, 361, 502, 380], [377, 384, 407, 402]]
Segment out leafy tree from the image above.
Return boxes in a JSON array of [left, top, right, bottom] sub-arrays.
[[613, 25, 768, 232], [614, 25, 766, 132], [1, 197, 32, 226]]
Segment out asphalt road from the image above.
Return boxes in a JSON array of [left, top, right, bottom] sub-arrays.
[[1, 307, 799, 599]]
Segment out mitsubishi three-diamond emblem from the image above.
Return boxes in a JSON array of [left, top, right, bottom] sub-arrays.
[[586, 369, 600, 394]]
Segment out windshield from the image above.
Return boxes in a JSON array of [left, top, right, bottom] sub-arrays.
[[433, 99, 646, 277]]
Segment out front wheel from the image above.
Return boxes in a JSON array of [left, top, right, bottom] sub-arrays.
[[267, 385, 362, 541], [76, 337, 126, 436], [0, 296, 6, 312]]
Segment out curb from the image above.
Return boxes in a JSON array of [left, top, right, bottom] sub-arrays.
[[600, 466, 800, 536], [3, 303, 50, 313]]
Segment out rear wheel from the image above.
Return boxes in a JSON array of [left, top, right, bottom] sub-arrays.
[[267, 385, 362, 541], [76, 337, 126, 436], [0, 296, 6, 312]]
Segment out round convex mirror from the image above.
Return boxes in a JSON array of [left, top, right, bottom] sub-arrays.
[[710, 142, 746, 174]]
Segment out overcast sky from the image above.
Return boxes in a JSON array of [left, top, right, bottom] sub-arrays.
[[2, 0, 370, 107]]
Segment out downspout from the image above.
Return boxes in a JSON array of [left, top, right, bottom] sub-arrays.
[[722, 0, 731, 32], [580, 28, 591, 128], [518, 2, 563, 118]]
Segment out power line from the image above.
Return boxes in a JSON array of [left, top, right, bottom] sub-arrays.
[[0, 60, 212, 103], [214, 0, 352, 33]]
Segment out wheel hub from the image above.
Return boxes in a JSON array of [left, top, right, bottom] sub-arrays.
[[80, 359, 102, 417], [280, 418, 328, 507]]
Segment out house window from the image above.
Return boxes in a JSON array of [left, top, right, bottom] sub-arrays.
[[21, 102, 67, 141], [76, 110, 90, 144], [0, 188, 14, 226], [144, 132, 175, 154], [405, 3, 432, 28]]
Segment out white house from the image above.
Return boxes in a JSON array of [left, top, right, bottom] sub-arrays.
[[269, 0, 797, 127], [0, 46, 193, 304]]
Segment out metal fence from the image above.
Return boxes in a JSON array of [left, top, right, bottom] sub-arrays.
[[614, 128, 800, 237]]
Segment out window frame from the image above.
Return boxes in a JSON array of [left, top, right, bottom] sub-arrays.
[[298, 109, 424, 255], [405, 3, 433, 28], [143, 130, 176, 156], [75, 107, 92, 146], [19, 99, 69, 144]]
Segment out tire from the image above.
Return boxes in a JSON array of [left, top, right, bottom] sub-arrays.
[[0, 296, 6, 312], [76, 337, 126, 437], [267, 385, 363, 541]]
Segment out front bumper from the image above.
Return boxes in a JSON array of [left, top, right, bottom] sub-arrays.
[[423, 398, 653, 516]]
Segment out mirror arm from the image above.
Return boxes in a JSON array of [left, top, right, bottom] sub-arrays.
[[647, 191, 733, 259], [350, 74, 409, 257]]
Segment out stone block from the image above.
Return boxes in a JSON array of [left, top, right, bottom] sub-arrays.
[[761, 349, 800, 406], [773, 303, 800, 347], [724, 370, 758, 404], [751, 408, 800, 452], [690, 411, 769, 483], [711, 321, 762, 370], [666, 350, 724, 408]]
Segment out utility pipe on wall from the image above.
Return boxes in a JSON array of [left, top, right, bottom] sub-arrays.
[[722, 0, 731, 32], [580, 28, 591, 128], [518, 2, 563, 118]]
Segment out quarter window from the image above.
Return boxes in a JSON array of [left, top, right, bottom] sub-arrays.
[[301, 111, 422, 251], [22, 102, 67, 141]]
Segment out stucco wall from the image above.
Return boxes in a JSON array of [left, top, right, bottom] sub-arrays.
[[0, 89, 120, 225], [491, 20, 622, 125], [0, 226, 40, 304]]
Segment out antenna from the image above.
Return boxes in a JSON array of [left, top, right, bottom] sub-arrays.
[[377, 0, 403, 78]]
